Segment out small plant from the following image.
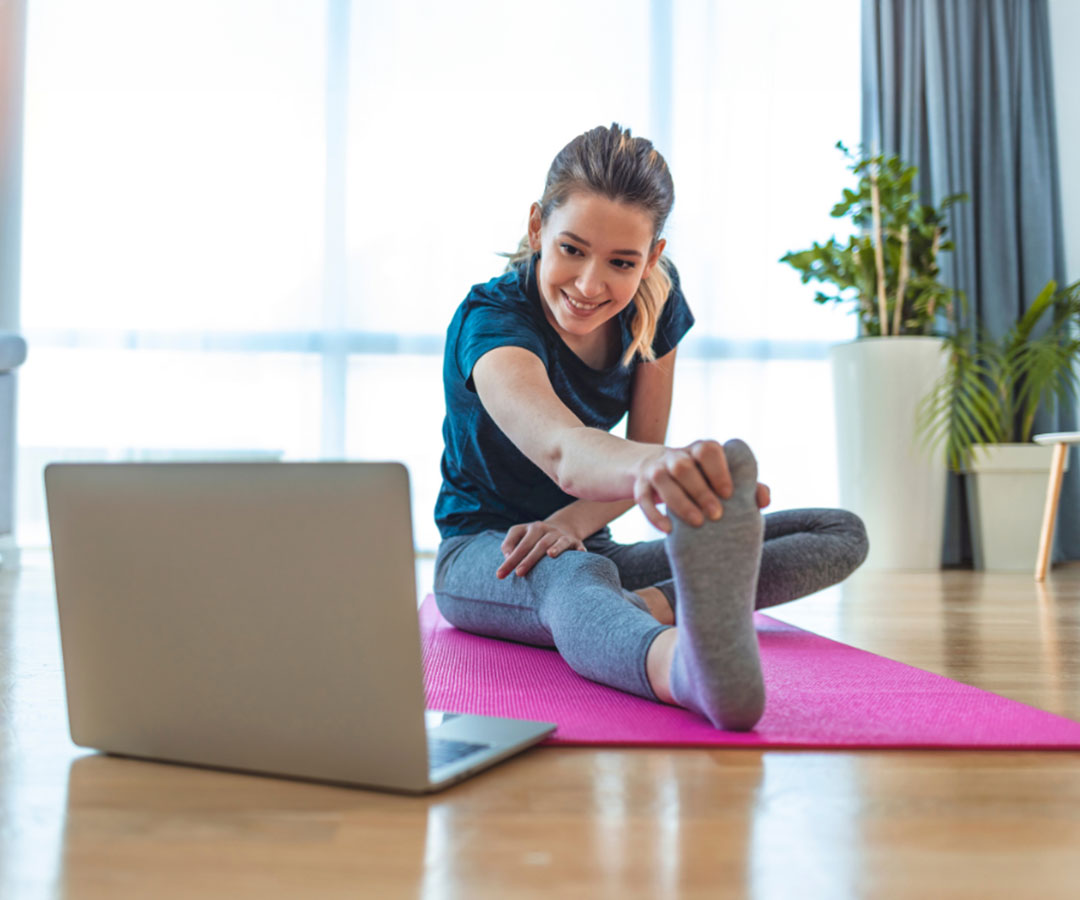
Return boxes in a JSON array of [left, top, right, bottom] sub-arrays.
[[780, 142, 968, 337], [917, 278, 1080, 471]]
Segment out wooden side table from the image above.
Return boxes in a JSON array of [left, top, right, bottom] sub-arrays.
[[1034, 432, 1080, 581]]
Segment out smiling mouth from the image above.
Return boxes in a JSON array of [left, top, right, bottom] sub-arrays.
[[561, 290, 608, 312]]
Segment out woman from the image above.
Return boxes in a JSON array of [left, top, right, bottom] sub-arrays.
[[433, 124, 868, 731]]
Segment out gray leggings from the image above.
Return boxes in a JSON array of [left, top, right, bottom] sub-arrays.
[[434, 508, 869, 702]]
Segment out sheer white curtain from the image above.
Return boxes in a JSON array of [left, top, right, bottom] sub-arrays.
[[19, 0, 858, 552]]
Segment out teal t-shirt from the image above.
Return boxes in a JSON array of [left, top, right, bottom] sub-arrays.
[[434, 252, 694, 539]]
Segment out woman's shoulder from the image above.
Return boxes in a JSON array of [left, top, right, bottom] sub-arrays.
[[451, 260, 545, 342], [446, 261, 550, 385], [463, 262, 531, 310]]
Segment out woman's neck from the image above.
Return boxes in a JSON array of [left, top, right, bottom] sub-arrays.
[[560, 319, 620, 370]]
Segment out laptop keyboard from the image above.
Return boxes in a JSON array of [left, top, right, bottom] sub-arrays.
[[427, 737, 490, 770]]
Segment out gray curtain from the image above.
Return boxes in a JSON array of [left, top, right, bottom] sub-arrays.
[[862, 0, 1078, 566]]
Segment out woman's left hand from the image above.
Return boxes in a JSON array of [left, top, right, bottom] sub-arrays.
[[497, 520, 585, 579], [756, 482, 770, 509]]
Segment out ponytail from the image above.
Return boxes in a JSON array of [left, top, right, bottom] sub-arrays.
[[623, 254, 672, 367]]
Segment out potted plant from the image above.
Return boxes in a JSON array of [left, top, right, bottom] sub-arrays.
[[780, 143, 968, 569], [917, 278, 1080, 569]]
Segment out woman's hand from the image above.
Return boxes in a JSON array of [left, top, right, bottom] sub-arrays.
[[636, 440, 760, 533], [634, 441, 773, 531], [633, 440, 732, 532], [497, 520, 586, 579]]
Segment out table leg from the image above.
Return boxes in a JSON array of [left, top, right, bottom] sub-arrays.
[[1035, 442, 1068, 581]]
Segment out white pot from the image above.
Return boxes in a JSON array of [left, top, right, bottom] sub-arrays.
[[966, 443, 1064, 571], [829, 337, 949, 570]]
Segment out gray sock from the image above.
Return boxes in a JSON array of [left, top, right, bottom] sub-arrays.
[[663, 439, 766, 731]]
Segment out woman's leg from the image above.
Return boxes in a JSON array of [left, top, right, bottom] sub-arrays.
[[751, 508, 869, 609], [590, 507, 869, 616], [659, 440, 766, 730], [581, 530, 676, 622], [434, 530, 670, 702], [433, 442, 781, 731]]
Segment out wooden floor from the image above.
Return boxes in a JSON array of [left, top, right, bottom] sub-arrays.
[[3, 553, 1080, 899]]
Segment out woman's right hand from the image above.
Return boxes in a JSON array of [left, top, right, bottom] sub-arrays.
[[633, 440, 734, 533]]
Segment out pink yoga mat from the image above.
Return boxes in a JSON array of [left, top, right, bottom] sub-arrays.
[[419, 595, 1080, 749]]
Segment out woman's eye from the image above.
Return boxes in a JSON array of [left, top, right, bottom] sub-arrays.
[[558, 243, 634, 270]]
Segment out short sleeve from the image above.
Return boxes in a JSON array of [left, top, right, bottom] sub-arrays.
[[455, 294, 550, 392], [650, 262, 695, 359]]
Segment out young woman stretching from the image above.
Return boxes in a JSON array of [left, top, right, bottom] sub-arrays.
[[434, 124, 868, 731]]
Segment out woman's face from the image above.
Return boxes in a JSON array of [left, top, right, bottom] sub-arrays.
[[528, 191, 665, 345]]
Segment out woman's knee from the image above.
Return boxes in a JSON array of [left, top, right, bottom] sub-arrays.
[[433, 590, 552, 647], [834, 509, 869, 568], [814, 508, 869, 572], [530, 547, 623, 590], [770, 508, 869, 578]]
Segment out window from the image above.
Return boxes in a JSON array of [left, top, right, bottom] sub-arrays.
[[20, 0, 858, 552]]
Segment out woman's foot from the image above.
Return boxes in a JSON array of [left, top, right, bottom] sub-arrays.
[[662, 439, 765, 731]]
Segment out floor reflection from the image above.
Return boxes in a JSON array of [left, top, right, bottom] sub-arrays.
[[587, 750, 766, 896], [747, 753, 860, 900], [0, 563, 78, 900], [941, 587, 982, 685], [415, 749, 767, 897], [1035, 578, 1080, 720], [939, 572, 1080, 720], [59, 754, 432, 899]]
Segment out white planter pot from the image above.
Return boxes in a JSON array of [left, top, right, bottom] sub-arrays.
[[829, 337, 948, 570], [966, 443, 1065, 571]]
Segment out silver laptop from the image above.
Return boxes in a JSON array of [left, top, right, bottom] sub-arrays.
[[44, 461, 555, 794]]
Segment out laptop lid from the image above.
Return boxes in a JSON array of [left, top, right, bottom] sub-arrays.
[[45, 461, 435, 793]]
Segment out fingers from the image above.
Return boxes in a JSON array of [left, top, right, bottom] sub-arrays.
[[636, 441, 758, 532], [635, 478, 671, 533], [650, 465, 710, 527], [500, 524, 527, 555], [497, 523, 584, 578], [689, 440, 733, 500], [513, 533, 559, 577], [637, 445, 725, 530], [562, 536, 587, 554], [497, 525, 537, 578], [669, 451, 725, 522]]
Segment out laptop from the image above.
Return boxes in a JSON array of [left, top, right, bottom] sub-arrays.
[[44, 461, 555, 794]]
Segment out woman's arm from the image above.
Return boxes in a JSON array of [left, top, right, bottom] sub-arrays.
[[472, 347, 644, 499], [489, 344, 773, 578], [546, 346, 677, 534], [488, 345, 771, 578], [472, 345, 731, 532], [493, 348, 677, 577]]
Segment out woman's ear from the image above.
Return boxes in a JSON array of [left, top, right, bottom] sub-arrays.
[[527, 202, 543, 251], [641, 237, 667, 280]]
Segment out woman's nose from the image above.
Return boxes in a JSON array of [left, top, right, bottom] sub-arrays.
[[576, 263, 605, 299]]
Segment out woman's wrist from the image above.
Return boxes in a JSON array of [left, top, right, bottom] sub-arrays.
[[544, 507, 589, 544], [545, 499, 635, 543]]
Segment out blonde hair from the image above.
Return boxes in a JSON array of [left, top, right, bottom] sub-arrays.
[[501, 123, 675, 367]]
